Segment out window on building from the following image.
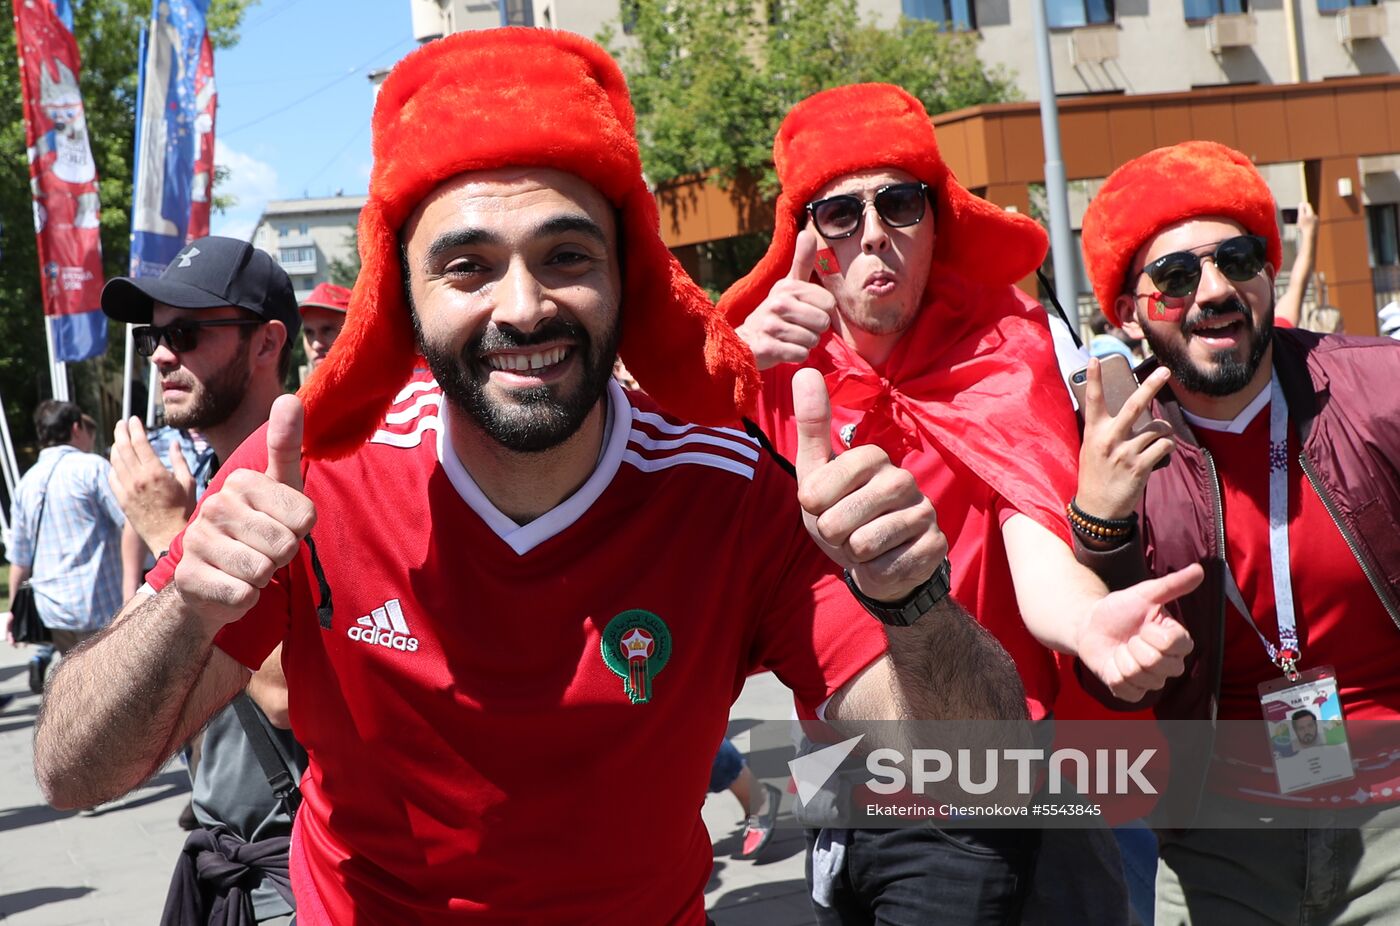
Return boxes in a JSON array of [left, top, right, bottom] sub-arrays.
[[1046, 0, 1114, 28], [1183, 0, 1247, 19], [903, 0, 976, 30], [621, 0, 639, 33], [1368, 204, 1399, 267], [280, 246, 316, 266], [1318, 0, 1377, 10], [278, 225, 290, 238], [500, 0, 533, 26]]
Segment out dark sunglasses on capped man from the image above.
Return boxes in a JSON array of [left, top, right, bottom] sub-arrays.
[[132, 319, 266, 358]]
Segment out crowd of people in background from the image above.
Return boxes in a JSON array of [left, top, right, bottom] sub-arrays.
[[3, 24, 1400, 926]]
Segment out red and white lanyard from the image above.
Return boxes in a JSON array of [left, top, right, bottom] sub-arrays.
[[1221, 371, 1302, 681]]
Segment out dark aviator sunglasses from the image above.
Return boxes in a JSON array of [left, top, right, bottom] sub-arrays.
[[1137, 234, 1268, 303], [132, 319, 265, 358], [805, 182, 930, 241]]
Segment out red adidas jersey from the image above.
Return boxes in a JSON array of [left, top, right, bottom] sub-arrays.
[[147, 378, 885, 925]]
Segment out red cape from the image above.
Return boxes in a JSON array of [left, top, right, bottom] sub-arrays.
[[805, 276, 1079, 546]]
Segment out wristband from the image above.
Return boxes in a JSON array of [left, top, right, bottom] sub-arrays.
[[1066, 498, 1137, 542]]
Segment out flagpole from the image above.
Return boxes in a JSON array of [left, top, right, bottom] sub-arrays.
[[44, 317, 69, 401], [146, 361, 160, 427], [121, 323, 135, 420]]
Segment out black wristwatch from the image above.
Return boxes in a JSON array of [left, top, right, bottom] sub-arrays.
[[843, 558, 953, 627]]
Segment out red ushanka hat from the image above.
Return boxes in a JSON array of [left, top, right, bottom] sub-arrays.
[[298, 28, 759, 459], [1081, 140, 1282, 328], [719, 83, 1048, 326]]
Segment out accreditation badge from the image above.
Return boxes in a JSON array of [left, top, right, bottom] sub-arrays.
[[1258, 666, 1354, 795]]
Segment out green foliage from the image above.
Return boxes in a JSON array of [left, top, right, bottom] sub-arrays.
[[0, 0, 255, 455], [604, 0, 1018, 193], [326, 229, 360, 288]]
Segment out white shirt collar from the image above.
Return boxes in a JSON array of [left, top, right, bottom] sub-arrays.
[[1180, 381, 1272, 434], [437, 379, 631, 555]]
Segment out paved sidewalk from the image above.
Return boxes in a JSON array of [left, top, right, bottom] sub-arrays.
[[0, 641, 813, 924]]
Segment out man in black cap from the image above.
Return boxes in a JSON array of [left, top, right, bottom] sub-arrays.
[[101, 235, 306, 922]]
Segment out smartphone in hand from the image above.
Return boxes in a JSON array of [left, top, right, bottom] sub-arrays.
[[1069, 353, 1152, 435]]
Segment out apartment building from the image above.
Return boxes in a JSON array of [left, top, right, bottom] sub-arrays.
[[251, 195, 366, 302]]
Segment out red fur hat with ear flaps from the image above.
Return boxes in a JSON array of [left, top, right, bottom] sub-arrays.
[[298, 28, 759, 460], [719, 83, 1048, 327], [1082, 140, 1283, 328]]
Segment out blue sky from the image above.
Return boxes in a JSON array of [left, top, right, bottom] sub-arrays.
[[209, 0, 416, 241]]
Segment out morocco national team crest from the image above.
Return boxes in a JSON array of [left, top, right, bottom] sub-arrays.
[[601, 610, 672, 705]]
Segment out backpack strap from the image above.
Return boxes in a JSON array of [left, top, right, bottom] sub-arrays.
[[230, 693, 302, 820]]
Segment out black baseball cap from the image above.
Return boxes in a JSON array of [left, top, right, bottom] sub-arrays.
[[102, 236, 300, 337]]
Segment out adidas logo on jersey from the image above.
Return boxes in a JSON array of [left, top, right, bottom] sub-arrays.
[[347, 599, 420, 652]]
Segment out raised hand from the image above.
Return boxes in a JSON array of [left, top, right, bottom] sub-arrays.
[[793, 368, 946, 602], [173, 395, 315, 631], [109, 416, 198, 552], [735, 229, 838, 371], [1076, 564, 1202, 702], [1076, 360, 1174, 521]]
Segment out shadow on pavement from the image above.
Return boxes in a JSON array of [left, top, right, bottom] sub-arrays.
[[0, 768, 190, 832], [0, 886, 95, 915], [708, 878, 812, 924], [0, 664, 25, 684]]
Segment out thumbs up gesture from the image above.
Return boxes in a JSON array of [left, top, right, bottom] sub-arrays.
[[793, 369, 948, 603], [174, 395, 317, 631], [735, 229, 839, 371]]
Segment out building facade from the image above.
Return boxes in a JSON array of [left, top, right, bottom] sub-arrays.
[[251, 195, 366, 302], [405, 0, 1400, 329]]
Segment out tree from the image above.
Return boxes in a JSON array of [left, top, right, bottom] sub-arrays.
[[604, 0, 1019, 193], [326, 229, 360, 288], [0, 0, 256, 462]]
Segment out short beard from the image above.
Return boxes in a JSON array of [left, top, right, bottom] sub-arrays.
[[414, 312, 621, 454], [1141, 293, 1274, 397], [165, 335, 253, 430]]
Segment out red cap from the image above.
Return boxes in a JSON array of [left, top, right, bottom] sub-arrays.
[[300, 282, 351, 314]]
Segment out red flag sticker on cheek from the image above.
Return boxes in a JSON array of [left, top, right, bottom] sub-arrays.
[[815, 248, 840, 275], [1149, 296, 1186, 323]]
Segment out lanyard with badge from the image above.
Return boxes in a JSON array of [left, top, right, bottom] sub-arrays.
[[1222, 371, 1354, 795]]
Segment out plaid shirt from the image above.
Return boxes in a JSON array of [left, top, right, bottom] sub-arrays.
[[145, 427, 217, 500], [7, 445, 125, 631]]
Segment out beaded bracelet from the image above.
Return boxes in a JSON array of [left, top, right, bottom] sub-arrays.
[[1066, 498, 1137, 542]]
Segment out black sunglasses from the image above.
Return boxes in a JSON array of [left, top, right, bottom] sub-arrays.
[[132, 319, 265, 357], [805, 182, 930, 240], [1138, 235, 1267, 301]]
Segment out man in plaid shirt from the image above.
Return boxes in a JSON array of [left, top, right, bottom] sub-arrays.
[[4, 400, 125, 656]]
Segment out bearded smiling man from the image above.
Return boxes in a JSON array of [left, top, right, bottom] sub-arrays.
[[1073, 141, 1400, 925]]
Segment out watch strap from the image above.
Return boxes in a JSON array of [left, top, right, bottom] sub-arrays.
[[844, 558, 953, 627]]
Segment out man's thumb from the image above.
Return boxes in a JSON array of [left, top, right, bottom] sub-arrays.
[[788, 228, 818, 282], [792, 368, 834, 481], [264, 394, 305, 492]]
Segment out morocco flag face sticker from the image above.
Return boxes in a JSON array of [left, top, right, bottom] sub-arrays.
[[601, 610, 672, 704], [815, 248, 840, 276], [1149, 296, 1186, 323]]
